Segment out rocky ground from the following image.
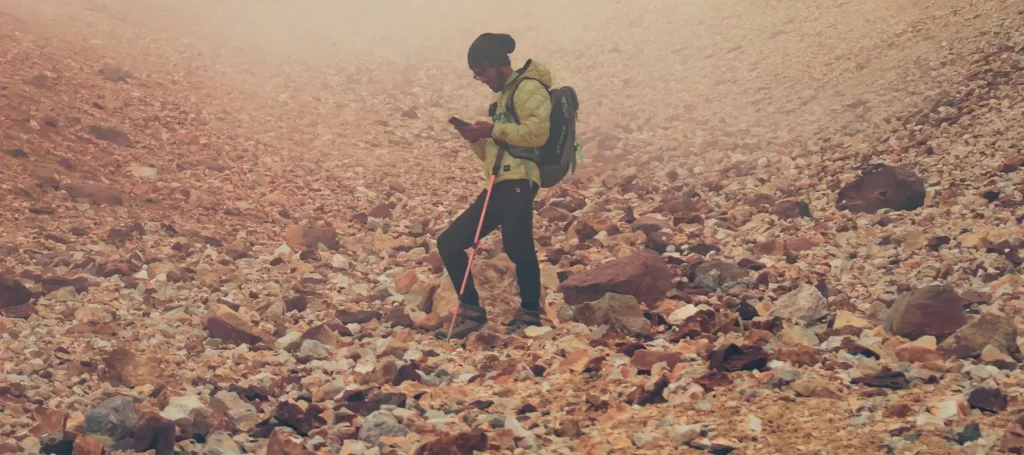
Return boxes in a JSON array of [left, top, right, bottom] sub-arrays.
[[2, 0, 1024, 454]]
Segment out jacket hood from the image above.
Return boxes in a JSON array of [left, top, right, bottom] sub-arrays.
[[505, 59, 553, 90]]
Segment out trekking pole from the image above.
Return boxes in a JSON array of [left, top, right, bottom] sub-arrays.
[[446, 148, 505, 340], [446, 173, 497, 340]]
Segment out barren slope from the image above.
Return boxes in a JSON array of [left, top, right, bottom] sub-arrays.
[[1, 1, 1024, 454]]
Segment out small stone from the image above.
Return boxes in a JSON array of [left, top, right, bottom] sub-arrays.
[[205, 304, 262, 345], [631, 350, 686, 371], [928, 397, 968, 420], [87, 125, 134, 147], [357, 411, 410, 446], [747, 416, 762, 434]]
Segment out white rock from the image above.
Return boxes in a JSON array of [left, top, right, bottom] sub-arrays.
[[668, 305, 701, 325], [769, 284, 828, 323], [161, 395, 204, 424], [747, 415, 763, 434], [668, 424, 703, 444], [524, 326, 553, 339]]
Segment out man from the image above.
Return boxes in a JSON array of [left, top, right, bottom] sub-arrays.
[[436, 32, 552, 338]]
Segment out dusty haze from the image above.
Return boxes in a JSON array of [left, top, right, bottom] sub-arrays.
[[2, 1, 1024, 454]]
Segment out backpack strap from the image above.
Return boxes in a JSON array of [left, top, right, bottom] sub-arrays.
[[504, 77, 543, 125]]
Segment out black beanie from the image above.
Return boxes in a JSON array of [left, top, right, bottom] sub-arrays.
[[467, 33, 515, 68]]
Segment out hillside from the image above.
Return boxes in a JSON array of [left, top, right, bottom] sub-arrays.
[[2, 1, 1024, 454]]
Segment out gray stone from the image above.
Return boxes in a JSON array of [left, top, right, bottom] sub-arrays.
[[573, 293, 652, 337], [358, 411, 410, 446], [84, 395, 137, 441]]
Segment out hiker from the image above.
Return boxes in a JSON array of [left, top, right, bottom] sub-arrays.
[[435, 33, 553, 338]]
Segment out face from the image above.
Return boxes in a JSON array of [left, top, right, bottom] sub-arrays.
[[472, 65, 503, 93]]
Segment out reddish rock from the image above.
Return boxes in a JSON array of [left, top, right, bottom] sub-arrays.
[[708, 344, 769, 372], [539, 205, 573, 223], [1001, 157, 1024, 173], [72, 435, 104, 455], [301, 227, 339, 250], [836, 164, 925, 213], [558, 249, 672, 306], [0, 274, 32, 309], [368, 203, 393, 219], [63, 182, 124, 206], [424, 251, 444, 273], [630, 350, 686, 371], [465, 332, 503, 351], [204, 304, 263, 345], [104, 347, 163, 387], [0, 303, 36, 319], [394, 271, 419, 294], [412, 430, 488, 455], [771, 199, 812, 219], [266, 427, 312, 455], [884, 285, 966, 339]]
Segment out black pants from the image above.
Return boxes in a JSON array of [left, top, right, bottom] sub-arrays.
[[437, 179, 540, 312]]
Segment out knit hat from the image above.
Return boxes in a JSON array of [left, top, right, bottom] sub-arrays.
[[467, 33, 516, 68]]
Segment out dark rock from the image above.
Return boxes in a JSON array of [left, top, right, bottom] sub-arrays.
[[284, 295, 308, 313], [6, 149, 28, 158], [851, 370, 909, 390], [836, 164, 925, 213], [368, 203, 393, 219], [708, 344, 769, 372], [771, 199, 812, 219], [0, 274, 32, 309], [688, 243, 721, 256], [336, 310, 382, 324], [87, 125, 134, 147], [558, 249, 672, 307], [884, 285, 966, 340], [274, 401, 328, 435], [968, 388, 1007, 413], [84, 395, 137, 441], [131, 414, 175, 455], [957, 423, 982, 445], [386, 308, 415, 328]]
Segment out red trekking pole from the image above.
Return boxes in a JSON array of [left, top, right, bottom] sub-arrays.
[[446, 149, 505, 340]]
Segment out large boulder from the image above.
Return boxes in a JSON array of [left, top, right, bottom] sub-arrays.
[[573, 293, 652, 337], [938, 313, 1018, 359], [559, 249, 672, 307], [884, 285, 966, 340], [836, 165, 926, 213], [85, 395, 137, 441]]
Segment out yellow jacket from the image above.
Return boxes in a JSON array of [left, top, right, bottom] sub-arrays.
[[470, 59, 552, 186]]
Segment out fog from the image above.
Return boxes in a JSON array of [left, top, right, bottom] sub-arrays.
[[2, 0, 1004, 163]]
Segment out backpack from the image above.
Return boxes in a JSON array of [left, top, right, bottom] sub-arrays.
[[495, 77, 580, 188]]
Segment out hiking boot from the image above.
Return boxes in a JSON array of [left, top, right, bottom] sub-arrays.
[[435, 305, 487, 340], [505, 309, 543, 335]]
